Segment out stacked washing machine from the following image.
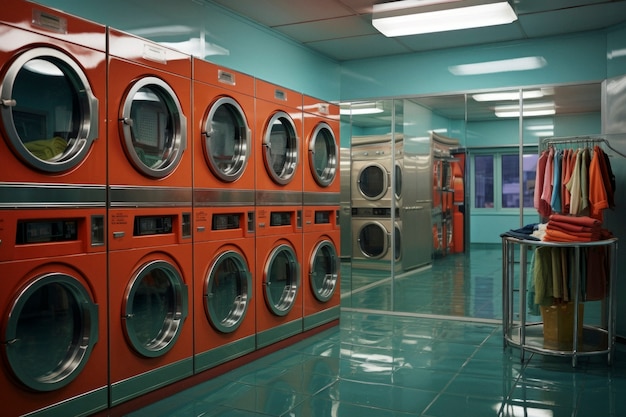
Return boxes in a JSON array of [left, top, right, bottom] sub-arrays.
[[192, 59, 256, 372], [301, 96, 341, 331], [0, 2, 109, 416], [106, 29, 194, 406], [254, 79, 304, 348], [1, 2, 342, 413], [350, 135, 403, 271]]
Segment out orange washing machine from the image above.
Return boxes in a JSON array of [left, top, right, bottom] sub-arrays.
[[0, 208, 108, 417], [107, 28, 192, 208], [255, 205, 303, 348], [193, 207, 256, 373], [254, 79, 303, 206], [108, 208, 193, 406], [302, 96, 340, 206], [0, 1, 106, 206], [192, 59, 255, 217], [302, 206, 340, 331]]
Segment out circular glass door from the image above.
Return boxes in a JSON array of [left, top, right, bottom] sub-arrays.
[[120, 77, 187, 178], [357, 221, 389, 259], [309, 240, 339, 302], [203, 97, 251, 182], [357, 163, 388, 200], [204, 250, 252, 333], [2, 273, 98, 391], [394, 224, 402, 262], [308, 122, 337, 187], [262, 111, 298, 185], [263, 244, 300, 316], [123, 260, 188, 357], [0, 47, 99, 173], [395, 163, 402, 200]]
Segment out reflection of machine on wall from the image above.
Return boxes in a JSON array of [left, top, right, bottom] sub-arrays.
[[302, 206, 340, 330], [431, 132, 461, 257], [193, 207, 256, 373], [0, 209, 108, 417], [351, 207, 402, 271], [351, 135, 401, 209]]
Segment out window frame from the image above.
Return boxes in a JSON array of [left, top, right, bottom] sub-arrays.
[[470, 147, 538, 213]]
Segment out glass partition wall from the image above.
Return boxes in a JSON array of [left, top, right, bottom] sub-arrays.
[[340, 83, 602, 318]]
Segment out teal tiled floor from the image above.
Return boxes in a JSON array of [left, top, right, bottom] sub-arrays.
[[129, 246, 626, 417]]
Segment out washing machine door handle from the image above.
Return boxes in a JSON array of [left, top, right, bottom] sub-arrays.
[[1, 98, 16, 107], [121, 117, 133, 127]]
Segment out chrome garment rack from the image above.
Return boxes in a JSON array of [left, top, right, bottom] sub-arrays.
[[541, 135, 626, 159]]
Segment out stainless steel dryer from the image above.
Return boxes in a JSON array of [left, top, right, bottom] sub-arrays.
[[351, 207, 401, 271], [350, 136, 392, 208]]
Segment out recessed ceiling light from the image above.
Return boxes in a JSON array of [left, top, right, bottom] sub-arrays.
[[372, 0, 517, 37]]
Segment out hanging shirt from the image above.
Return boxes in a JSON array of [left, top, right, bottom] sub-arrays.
[[566, 150, 583, 215], [550, 150, 563, 213], [534, 150, 548, 211], [561, 149, 573, 214], [596, 147, 615, 209], [580, 147, 591, 215], [539, 147, 554, 218], [589, 146, 609, 221]]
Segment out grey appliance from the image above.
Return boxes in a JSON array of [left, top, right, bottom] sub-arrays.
[[351, 207, 402, 271]]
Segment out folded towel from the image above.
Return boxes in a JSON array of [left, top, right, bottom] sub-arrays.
[[24, 136, 68, 160]]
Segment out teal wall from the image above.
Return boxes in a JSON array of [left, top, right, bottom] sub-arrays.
[[607, 23, 626, 78], [35, 0, 341, 101], [340, 32, 608, 100]]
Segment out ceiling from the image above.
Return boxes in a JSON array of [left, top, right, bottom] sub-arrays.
[[207, 0, 624, 125], [208, 0, 626, 62]]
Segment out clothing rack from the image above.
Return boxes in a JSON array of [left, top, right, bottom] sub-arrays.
[[541, 135, 626, 159]]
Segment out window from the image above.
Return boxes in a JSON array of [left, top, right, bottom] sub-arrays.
[[474, 155, 494, 208], [472, 150, 538, 210]]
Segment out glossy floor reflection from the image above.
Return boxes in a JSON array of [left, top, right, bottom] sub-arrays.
[[129, 246, 626, 417], [346, 244, 503, 320]]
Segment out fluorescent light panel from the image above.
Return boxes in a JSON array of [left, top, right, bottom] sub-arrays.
[[472, 90, 544, 102], [494, 101, 554, 112], [495, 109, 556, 118], [340, 102, 384, 115], [372, 0, 517, 37], [449, 56, 547, 76]]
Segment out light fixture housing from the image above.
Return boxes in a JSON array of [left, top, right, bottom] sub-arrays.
[[372, 0, 518, 37], [340, 102, 384, 115]]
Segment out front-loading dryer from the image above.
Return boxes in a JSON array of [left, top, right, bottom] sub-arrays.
[[302, 206, 340, 331], [107, 28, 192, 210], [351, 135, 402, 209], [193, 207, 255, 373], [255, 205, 303, 348], [108, 207, 193, 406], [351, 207, 402, 271], [192, 59, 254, 216], [255, 79, 303, 206], [0, 1, 106, 209], [0, 208, 107, 417], [302, 96, 340, 207]]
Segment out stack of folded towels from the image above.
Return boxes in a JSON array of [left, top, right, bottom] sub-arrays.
[[543, 213, 612, 242]]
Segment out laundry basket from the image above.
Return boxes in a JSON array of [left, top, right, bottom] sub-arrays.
[[540, 302, 584, 350]]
